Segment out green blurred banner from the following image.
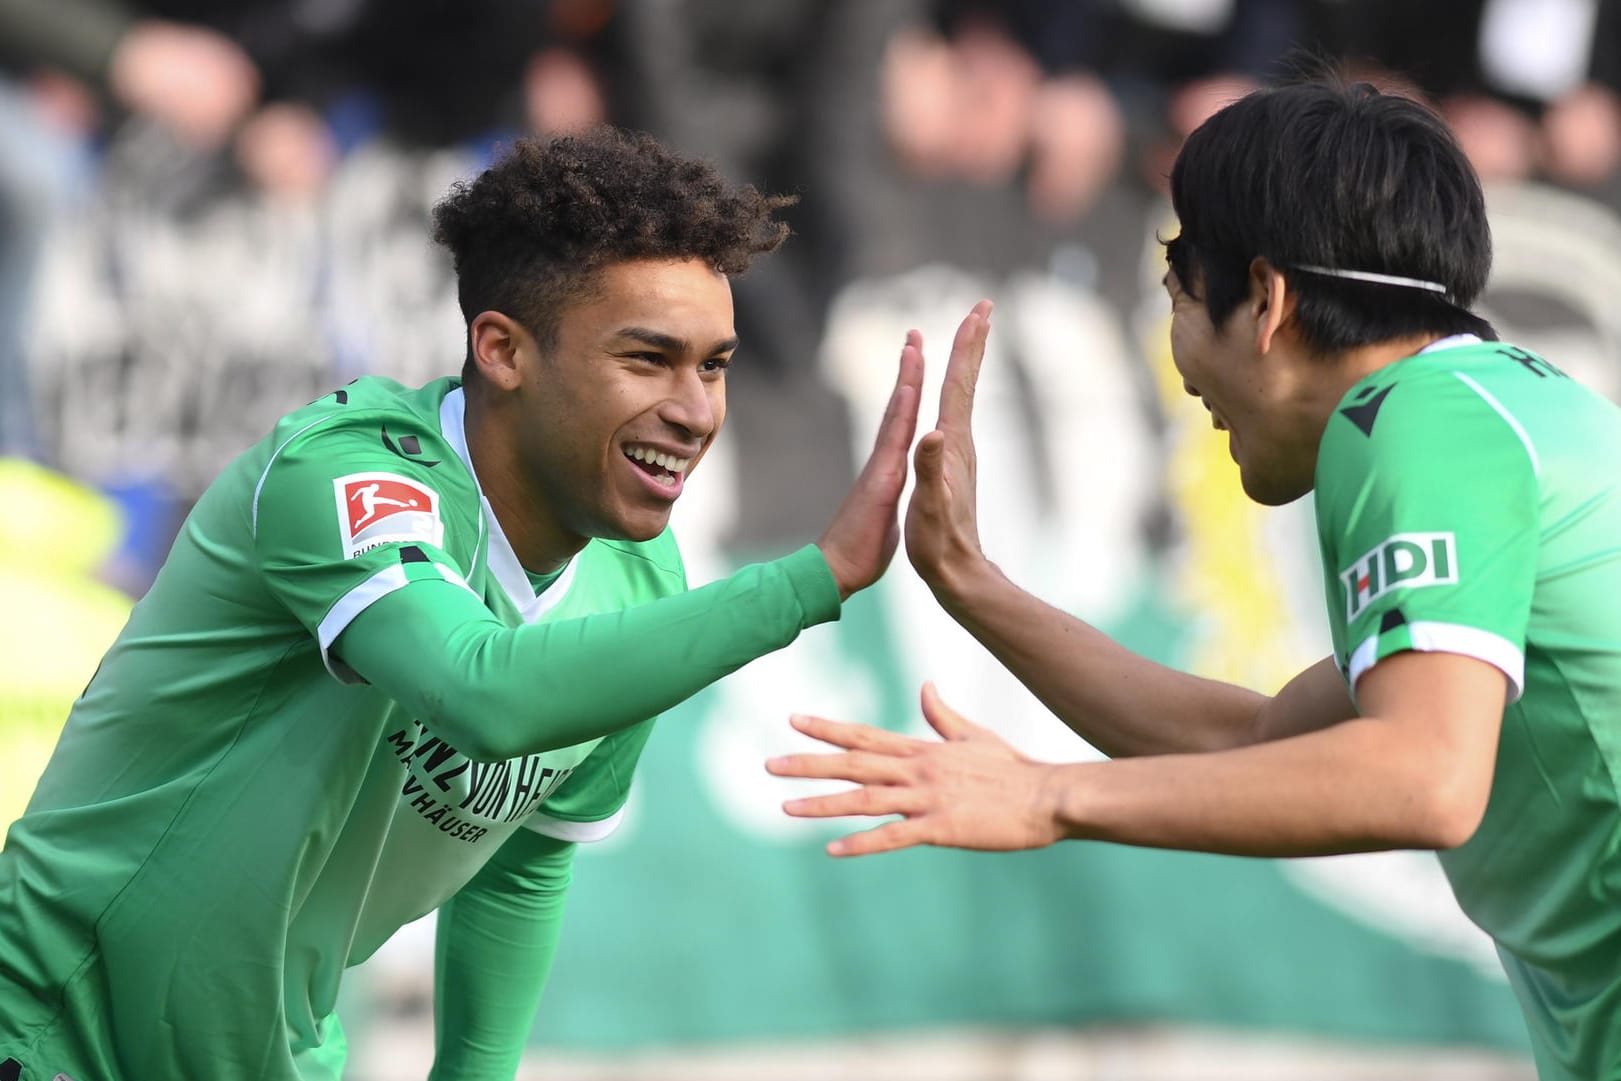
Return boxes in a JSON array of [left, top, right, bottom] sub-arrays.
[[530, 575, 1527, 1054]]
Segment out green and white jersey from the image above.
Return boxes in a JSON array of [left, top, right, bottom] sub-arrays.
[[1314, 337, 1621, 1080], [0, 376, 839, 1081]]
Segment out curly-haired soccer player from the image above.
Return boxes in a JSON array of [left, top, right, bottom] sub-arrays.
[[0, 128, 925, 1080]]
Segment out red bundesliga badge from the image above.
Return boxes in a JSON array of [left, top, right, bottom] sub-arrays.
[[333, 472, 443, 557]]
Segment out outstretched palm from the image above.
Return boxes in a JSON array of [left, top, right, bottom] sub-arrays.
[[905, 301, 992, 597]]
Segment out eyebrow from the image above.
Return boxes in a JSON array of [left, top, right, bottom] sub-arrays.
[[616, 326, 740, 356]]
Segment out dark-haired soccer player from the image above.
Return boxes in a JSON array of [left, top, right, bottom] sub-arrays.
[[771, 82, 1621, 1080], [0, 129, 926, 1081]]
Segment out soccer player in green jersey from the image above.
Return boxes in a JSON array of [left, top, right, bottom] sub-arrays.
[[770, 82, 1621, 1079], [0, 128, 927, 1080]]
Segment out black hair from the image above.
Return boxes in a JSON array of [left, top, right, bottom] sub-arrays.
[[432, 127, 794, 360], [1167, 80, 1496, 353]]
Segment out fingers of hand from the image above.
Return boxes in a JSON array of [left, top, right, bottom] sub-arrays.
[[827, 819, 933, 857], [868, 336, 925, 464], [787, 713, 918, 755], [897, 329, 925, 392], [782, 784, 924, 820], [911, 430, 947, 485], [938, 299, 993, 433], [920, 681, 972, 740], [766, 749, 912, 785]]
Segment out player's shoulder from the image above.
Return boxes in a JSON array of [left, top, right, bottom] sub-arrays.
[[589, 528, 688, 594], [254, 376, 468, 485], [1323, 340, 1548, 454], [250, 376, 476, 527], [267, 376, 459, 454]]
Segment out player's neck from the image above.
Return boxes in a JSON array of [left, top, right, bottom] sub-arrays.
[[1333, 333, 1444, 389], [463, 402, 585, 576]]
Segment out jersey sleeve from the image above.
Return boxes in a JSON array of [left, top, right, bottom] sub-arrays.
[[1317, 375, 1539, 701], [523, 717, 657, 843], [430, 830, 574, 1081], [251, 422, 477, 682], [334, 540, 840, 763]]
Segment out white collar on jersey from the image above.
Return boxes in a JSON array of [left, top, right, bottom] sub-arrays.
[[1419, 333, 1482, 354], [439, 387, 579, 623]]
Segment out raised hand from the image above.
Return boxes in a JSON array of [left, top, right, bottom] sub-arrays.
[[816, 331, 925, 600], [905, 301, 993, 601], [766, 682, 1064, 856]]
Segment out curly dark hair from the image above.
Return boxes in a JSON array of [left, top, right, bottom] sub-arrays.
[[432, 127, 794, 355]]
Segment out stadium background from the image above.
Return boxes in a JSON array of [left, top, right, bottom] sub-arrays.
[[6, 1, 1621, 1077]]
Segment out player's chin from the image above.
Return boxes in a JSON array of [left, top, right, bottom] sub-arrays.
[[1239, 467, 1312, 507], [605, 504, 675, 542]]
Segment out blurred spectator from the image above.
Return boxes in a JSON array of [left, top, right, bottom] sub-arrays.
[[1311, 0, 1621, 193], [0, 85, 67, 460], [0, 0, 260, 455], [877, 0, 1303, 224], [0, 0, 259, 148], [882, 1, 1126, 224]]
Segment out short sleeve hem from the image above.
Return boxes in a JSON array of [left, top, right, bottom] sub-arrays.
[[1348, 620, 1525, 702], [522, 805, 627, 844], [317, 560, 476, 683]]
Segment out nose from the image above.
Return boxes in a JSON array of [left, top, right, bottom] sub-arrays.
[[659, 369, 719, 440], [1182, 380, 1200, 398]]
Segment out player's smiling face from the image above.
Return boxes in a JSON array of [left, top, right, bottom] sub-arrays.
[[516, 256, 735, 548], [1165, 266, 1319, 506]]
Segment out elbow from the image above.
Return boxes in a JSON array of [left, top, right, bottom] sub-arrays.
[[417, 691, 528, 764], [1406, 775, 1491, 851], [424, 708, 548, 763], [443, 730, 524, 765], [1417, 803, 1487, 852], [419, 697, 578, 763]]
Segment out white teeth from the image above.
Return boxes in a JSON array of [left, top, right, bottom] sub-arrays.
[[624, 447, 690, 474]]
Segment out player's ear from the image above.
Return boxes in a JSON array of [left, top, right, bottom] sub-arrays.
[[468, 311, 529, 392], [1249, 257, 1293, 355]]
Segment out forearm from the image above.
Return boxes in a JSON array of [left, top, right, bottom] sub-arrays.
[[934, 559, 1267, 756], [430, 832, 575, 1081], [1044, 717, 1477, 856], [339, 545, 840, 761]]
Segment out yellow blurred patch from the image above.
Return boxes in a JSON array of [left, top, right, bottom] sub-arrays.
[[0, 459, 131, 830], [1144, 320, 1309, 694]]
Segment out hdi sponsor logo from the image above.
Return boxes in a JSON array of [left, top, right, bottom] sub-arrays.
[[1342, 532, 1457, 617]]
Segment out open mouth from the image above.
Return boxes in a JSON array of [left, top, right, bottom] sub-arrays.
[[623, 445, 691, 489]]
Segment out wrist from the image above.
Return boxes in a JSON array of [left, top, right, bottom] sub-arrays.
[[925, 552, 1003, 618], [1037, 761, 1088, 842]]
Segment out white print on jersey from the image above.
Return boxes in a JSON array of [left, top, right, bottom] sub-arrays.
[[1341, 531, 1458, 618], [332, 472, 444, 558]]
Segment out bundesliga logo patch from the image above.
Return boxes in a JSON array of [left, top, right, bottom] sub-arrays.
[[333, 472, 443, 558]]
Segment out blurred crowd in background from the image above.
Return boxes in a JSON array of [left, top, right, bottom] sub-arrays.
[[4, 0, 1621, 475], [4, 2, 1621, 1076]]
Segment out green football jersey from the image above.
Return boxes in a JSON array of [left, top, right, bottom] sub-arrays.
[[0, 377, 838, 1080], [1315, 337, 1621, 1080]]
